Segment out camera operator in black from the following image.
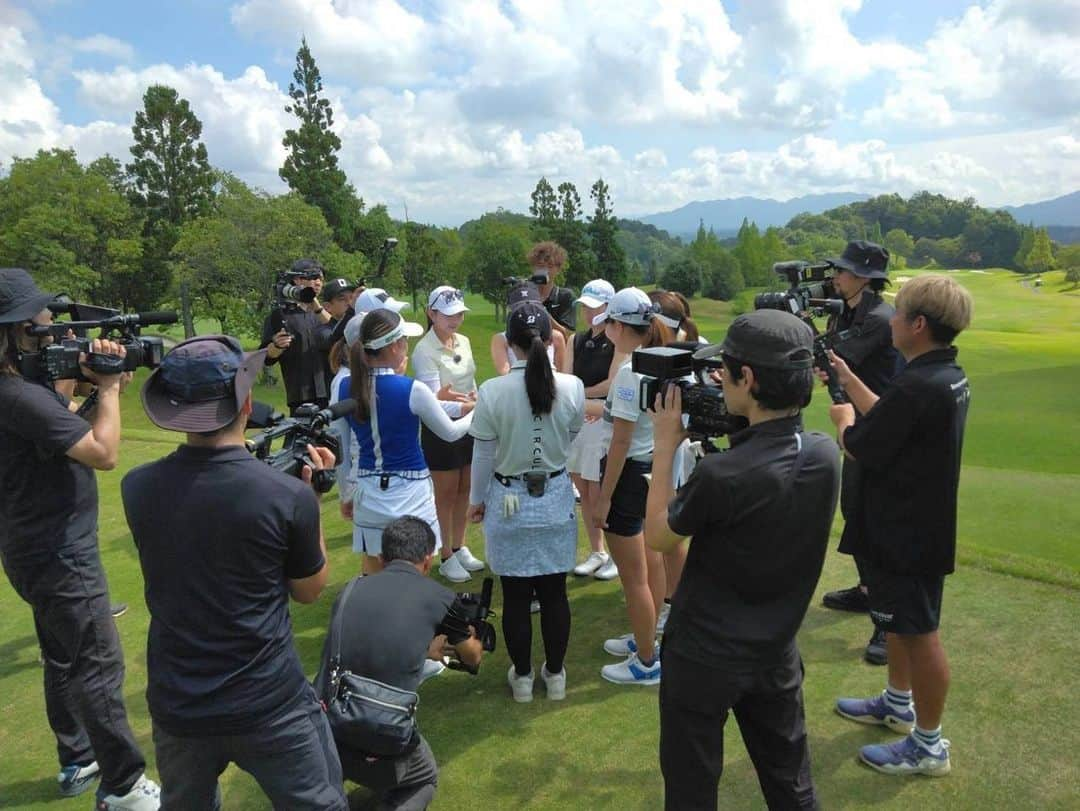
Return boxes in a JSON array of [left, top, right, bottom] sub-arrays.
[[644, 310, 840, 811], [260, 258, 335, 414], [819, 240, 900, 666], [317, 516, 483, 810], [0, 268, 160, 807]]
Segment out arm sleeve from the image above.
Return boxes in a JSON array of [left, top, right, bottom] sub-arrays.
[[843, 386, 919, 470], [468, 383, 496, 441], [284, 487, 326, 579], [11, 384, 91, 456], [412, 354, 463, 418], [260, 312, 282, 366], [334, 417, 355, 501], [469, 438, 497, 505], [667, 462, 729, 538], [409, 381, 472, 441], [568, 377, 585, 439], [607, 365, 641, 423]]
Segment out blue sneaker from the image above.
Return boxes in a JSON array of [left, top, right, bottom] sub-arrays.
[[860, 734, 951, 776], [836, 692, 915, 733], [58, 761, 100, 797], [601, 652, 661, 685]]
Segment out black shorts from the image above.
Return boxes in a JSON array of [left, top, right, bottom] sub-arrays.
[[421, 425, 473, 471], [862, 558, 945, 635], [600, 456, 651, 537]]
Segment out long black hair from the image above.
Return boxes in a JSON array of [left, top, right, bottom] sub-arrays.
[[508, 328, 555, 415], [348, 309, 400, 423]]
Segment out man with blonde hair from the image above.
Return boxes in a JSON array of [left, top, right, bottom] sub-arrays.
[[825, 274, 973, 776]]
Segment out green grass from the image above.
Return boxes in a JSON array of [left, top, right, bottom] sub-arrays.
[[1, 269, 1078, 808]]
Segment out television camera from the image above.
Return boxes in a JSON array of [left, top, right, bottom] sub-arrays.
[[245, 399, 356, 493]]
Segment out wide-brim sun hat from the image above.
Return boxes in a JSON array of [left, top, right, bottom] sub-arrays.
[[0, 268, 56, 324]]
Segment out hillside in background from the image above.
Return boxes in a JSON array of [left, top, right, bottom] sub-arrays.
[[1003, 191, 1080, 228], [638, 192, 870, 239]]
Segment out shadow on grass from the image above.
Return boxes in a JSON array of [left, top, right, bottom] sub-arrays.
[[0, 632, 41, 678], [0, 778, 71, 808]]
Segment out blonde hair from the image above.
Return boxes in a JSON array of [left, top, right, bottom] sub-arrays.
[[527, 241, 568, 271], [895, 275, 973, 343]]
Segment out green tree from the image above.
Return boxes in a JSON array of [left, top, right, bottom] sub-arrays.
[[460, 215, 530, 319], [280, 37, 364, 250], [1025, 228, 1057, 274], [733, 218, 767, 285], [883, 228, 915, 262], [1013, 224, 1035, 271], [529, 177, 558, 237], [588, 178, 626, 288], [127, 84, 216, 334], [401, 222, 461, 310], [0, 149, 144, 307], [659, 256, 703, 297], [553, 182, 594, 289]]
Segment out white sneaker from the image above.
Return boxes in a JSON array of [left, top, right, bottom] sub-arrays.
[[541, 663, 566, 700], [420, 657, 446, 683], [600, 652, 661, 686], [439, 553, 472, 583], [603, 633, 639, 657], [573, 551, 609, 577], [95, 774, 161, 811], [593, 558, 619, 581], [656, 602, 671, 635], [507, 665, 534, 702], [455, 546, 485, 572]]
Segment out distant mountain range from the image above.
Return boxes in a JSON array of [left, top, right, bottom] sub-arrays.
[[1002, 191, 1080, 227], [638, 193, 870, 239]]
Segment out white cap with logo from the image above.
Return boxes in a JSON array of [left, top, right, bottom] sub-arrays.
[[592, 287, 658, 327], [427, 285, 469, 316], [576, 279, 615, 309]]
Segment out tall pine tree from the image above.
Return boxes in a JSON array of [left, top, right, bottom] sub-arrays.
[[552, 182, 594, 289], [529, 177, 558, 236], [280, 37, 364, 250], [588, 178, 626, 289], [127, 84, 216, 335]]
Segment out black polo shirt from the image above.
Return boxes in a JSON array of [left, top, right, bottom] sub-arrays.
[[543, 286, 576, 332], [664, 416, 841, 667], [121, 444, 325, 736], [572, 329, 615, 389], [260, 307, 335, 408], [0, 375, 96, 567], [318, 561, 463, 696], [828, 291, 899, 397], [841, 347, 970, 576]]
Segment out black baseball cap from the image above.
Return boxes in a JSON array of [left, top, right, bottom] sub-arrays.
[[288, 258, 325, 279], [0, 268, 55, 324], [321, 277, 357, 301], [505, 281, 541, 309], [505, 300, 552, 345], [716, 310, 814, 370], [827, 240, 889, 279], [141, 335, 266, 432]]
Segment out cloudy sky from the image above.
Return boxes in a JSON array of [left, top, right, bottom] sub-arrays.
[[2, 0, 1079, 225]]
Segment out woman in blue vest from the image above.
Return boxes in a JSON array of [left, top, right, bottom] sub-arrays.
[[342, 309, 474, 575]]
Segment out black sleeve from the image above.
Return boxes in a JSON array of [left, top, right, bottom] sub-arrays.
[[11, 382, 91, 457], [668, 459, 730, 538], [833, 313, 891, 368], [284, 485, 326, 579], [312, 319, 335, 352], [260, 312, 282, 365], [843, 385, 919, 470], [556, 289, 576, 331]]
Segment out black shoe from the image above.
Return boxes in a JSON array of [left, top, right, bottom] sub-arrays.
[[864, 627, 888, 665], [822, 585, 869, 613], [110, 603, 128, 619]]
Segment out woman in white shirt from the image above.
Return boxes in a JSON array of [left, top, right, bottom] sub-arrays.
[[411, 286, 486, 583], [468, 301, 585, 703]]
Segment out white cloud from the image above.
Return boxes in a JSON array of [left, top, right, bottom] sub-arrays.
[[66, 34, 135, 62]]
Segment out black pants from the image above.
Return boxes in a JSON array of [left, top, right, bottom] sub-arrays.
[[339, 735, 438, 811], [500, 573, 570, 675], [152, 692, 347, 811], [659, 646, 818, 811], [1, 544, 145, 795]]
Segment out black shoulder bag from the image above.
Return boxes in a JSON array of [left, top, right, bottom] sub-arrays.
[[322, 577, 419, 757]]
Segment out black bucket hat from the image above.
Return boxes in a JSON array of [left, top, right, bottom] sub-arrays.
[[827, 240, 889, 279], [141, 335, 266, 432], [0, 268, 55, 324]]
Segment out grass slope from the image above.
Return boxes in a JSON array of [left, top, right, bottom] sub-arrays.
[[1, 269, 1077, 808]]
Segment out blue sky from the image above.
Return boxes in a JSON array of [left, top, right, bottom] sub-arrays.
[[3, 1, 1079, 225]]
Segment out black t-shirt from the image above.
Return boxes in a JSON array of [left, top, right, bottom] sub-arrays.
[[0, 375, 96, 567], [572, 329, 615, 390], [543, 286, 576, 332], [664, 416, 840, 667], [121, 445, 325, 736], [828, 292, 899, 397], [260, 307, 335, 408], [840, 347, 970, 576], [317, 561, 460, 696]]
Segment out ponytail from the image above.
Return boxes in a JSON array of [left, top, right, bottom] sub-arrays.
[[680, 316, 700, 342], [349, 309, 399, 423], [524, 333, 556, 415], [639, 317, 673, 349]]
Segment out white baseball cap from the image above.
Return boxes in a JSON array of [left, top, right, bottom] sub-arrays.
[[592, 287, 658, 327], [427, 285, 469, 316], [576, 279, 615, 309], [355, 287, 410, 314]]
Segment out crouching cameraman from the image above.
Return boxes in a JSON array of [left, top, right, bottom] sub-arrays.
[[317, 516, 484, 810], [644, 310, 840, 810]]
